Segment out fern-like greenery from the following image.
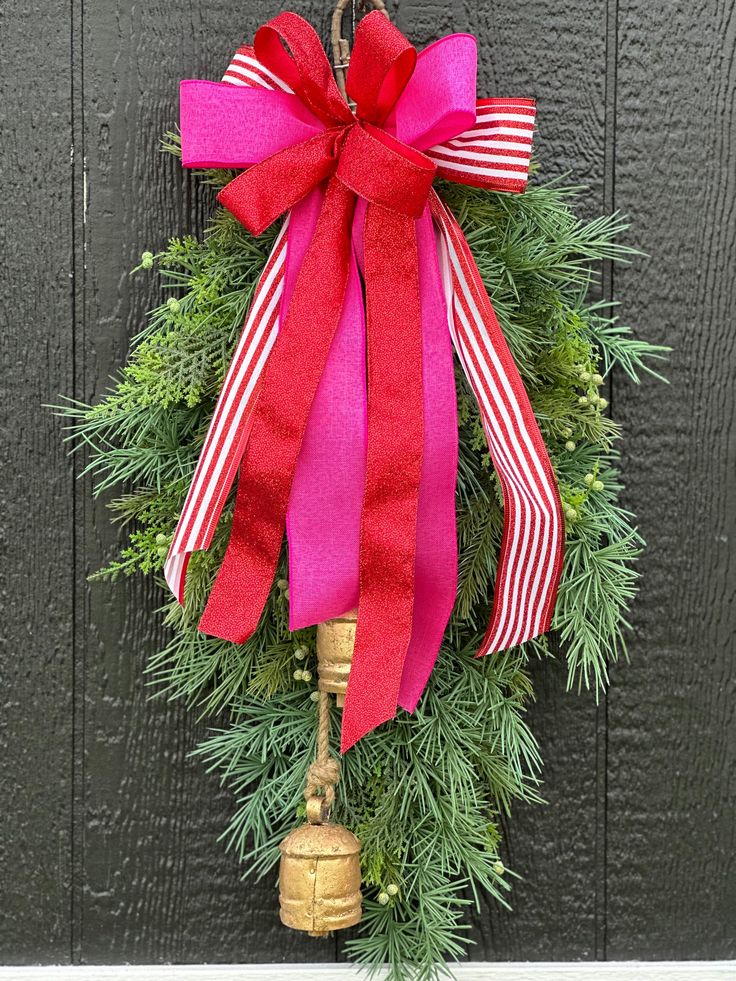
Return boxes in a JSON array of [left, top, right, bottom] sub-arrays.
[[59, 152, 665, 979]]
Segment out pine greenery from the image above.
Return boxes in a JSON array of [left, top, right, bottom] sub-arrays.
[[59, 149, 666, 979]]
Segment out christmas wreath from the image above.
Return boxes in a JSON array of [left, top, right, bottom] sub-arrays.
[[61, 6, 665, 979]]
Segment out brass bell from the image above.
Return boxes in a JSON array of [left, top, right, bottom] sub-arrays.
[[278, 814, 362, 936], [316, 610, 357, 707]]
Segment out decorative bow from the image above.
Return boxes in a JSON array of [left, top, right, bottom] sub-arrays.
[[166, 11, 564, 751]]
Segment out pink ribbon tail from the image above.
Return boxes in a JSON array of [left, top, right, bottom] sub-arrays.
[[398, 206, 458, 711], [285, 192, 366, 628]]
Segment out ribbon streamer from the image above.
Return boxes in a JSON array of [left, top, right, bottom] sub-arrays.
[[166, 11, 563, 751]]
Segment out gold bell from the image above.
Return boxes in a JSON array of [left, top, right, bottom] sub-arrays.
[[278, 816, 362, 937], [277, 688, 362, 937], [316, 610, 357, 707]]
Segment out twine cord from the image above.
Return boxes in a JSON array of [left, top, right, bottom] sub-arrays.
[[331, 0, 390, 100], [304, 690, 340, 818]]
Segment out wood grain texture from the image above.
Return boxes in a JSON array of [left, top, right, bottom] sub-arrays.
[[0, 0, 75, 963], [606, 0, 736, 958], [76, 0, 338, 966]]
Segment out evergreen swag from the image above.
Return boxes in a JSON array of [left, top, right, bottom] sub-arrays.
[[61, 139, 666, 979]]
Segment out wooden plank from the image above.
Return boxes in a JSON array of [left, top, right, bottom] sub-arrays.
[[382, 0, 611, 962], [607, 0, 736, 959], [75, 0, 337, 966], [0, 0, 75, 964], [464, 0, 613, 959]]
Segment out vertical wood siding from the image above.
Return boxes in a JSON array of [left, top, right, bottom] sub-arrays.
[[0, 0, 733, 966]]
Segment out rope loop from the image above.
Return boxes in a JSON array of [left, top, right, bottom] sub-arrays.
[[304, 690, 340, 822]]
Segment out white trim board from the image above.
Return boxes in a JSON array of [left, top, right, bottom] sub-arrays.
[[0, 964, 732, 980]]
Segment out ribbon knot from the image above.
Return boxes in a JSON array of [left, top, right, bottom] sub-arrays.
[[169, 11, 564, 753], [338, 123, 436, 216]]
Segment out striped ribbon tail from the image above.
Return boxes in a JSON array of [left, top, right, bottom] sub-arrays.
[[430, 191, 564, 654], [165, 47, 291, 603], [165, 221, 288, 602]]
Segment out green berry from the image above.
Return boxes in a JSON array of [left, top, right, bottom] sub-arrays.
[[579, 370, 591, 383], [598, 397, 608, 409], [562, 427, 573, 439], [293, 669, 304, 681], [386, 884, 399, 896], [592, 480, 604, 492], [377, 892, 390, 906], [140, 251, 154, 269], [493, 861, 505, 875], [301, 670, 312, 683], [155, 532, 168, 545], [578, 396, 589, 406], [565, 507, 577, 521], [310, 690, 320, 702], [592, 373, 604, 386], [565, 440, 576, 452], [276, 578, 289, 591], [294, 646, 307, 660], [166, 296, 181, 314], [584, 473, 595, 486]]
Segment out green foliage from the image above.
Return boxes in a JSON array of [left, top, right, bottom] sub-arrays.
[[59, 164, 665, 979]]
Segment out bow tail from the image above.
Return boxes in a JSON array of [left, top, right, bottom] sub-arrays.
[[430, 192, 564, 653], [286, 195, 365, 629], [397, 205, 458, 712], [340, 204, 425, 752], [164, 220, 289, 605], [198, 177, 356, 642]]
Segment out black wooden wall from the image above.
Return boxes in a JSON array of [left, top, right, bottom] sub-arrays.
[[1, 0, 734, 967]]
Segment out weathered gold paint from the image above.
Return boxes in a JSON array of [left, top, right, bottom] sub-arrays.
[[316, 610, 357, 707], [278, 822, 362, 936]]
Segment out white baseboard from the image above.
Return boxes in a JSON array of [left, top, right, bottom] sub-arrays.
[[0, 963, 733, 980]]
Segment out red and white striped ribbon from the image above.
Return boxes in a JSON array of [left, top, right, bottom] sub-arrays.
[[165, 220, 287, 601], [431, 192, 563, 652], [165, 48, 288, 601], [222, 44, 295, 93]]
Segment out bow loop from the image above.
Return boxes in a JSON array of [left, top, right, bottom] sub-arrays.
[[389, 33, 478, 150], [255, 11, 353, 126], [347, 10, 417, 125], [218, 128, 345, 235]]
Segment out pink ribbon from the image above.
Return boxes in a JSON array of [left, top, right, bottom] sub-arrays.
[[286, 34, 476, 705]]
